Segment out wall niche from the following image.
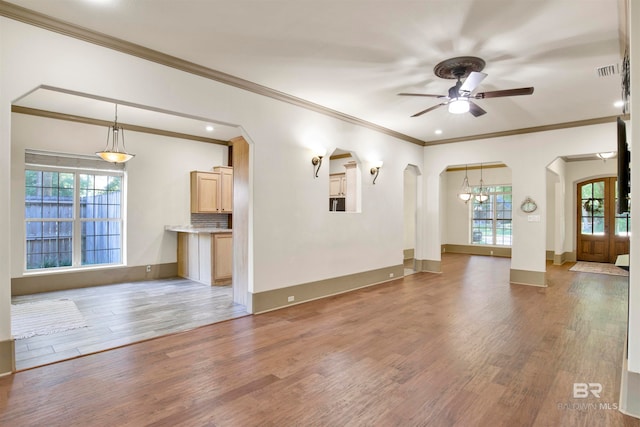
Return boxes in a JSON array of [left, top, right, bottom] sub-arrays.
[[328, 148, 361, 213]]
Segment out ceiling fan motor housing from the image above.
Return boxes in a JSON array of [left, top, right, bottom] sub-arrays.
[[433, 56, 486, 79]]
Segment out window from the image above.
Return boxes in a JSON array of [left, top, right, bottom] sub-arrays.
[[25, 152, 125, 271], [615, 181, 630, 237], [470, 185, 512, 246]]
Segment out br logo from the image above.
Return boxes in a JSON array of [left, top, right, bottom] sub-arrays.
[[573, 383, 602, 398]]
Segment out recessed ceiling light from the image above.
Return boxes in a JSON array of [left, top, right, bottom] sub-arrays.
[[614, 100, 625, 108], [435, 129, 443, 135], [205, 125, 215, 132]]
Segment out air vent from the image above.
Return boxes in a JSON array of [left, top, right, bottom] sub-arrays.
[[596, 64, 619, 77]]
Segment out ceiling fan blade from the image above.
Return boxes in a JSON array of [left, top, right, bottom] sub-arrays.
[[473, 87, 534, 99], [398, 92, 447, 98], [468, 101, 487, 117], [411, 102, 448, 117], [459, 71, 487, 94]]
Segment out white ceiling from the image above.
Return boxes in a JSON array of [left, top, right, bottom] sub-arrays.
[[5, 0, 627, 144]]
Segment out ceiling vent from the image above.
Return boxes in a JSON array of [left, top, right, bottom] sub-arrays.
[[596, 64, 619, 77]]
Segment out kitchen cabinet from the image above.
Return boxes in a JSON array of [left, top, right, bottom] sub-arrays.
[[190, 166, 233, 213], [344, 162, 358, 212], [176, 231, 232, 286], [213, 233, 233, 284], [329, 173, 346, 197], [216, 166, 233, 213]]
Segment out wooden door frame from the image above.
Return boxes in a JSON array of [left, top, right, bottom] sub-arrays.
[[576, 176, 628, 263]]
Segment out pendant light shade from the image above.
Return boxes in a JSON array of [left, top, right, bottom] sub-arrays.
[[96, 104, 135, 163], [475, 163, 488, 203], [457, 165, 473, 202]]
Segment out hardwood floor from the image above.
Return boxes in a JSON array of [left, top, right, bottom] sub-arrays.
[[11, 278, 248, 370], [1, 254, 638, 426]]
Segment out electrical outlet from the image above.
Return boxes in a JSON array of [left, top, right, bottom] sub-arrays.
[[389, 273, 394, 278], [490, 250, 494, 256], [287, 296, 295, 302], [146, 265, 151, 273]]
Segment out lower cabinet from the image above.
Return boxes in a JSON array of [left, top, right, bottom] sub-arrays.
[[212, 233, 233, 284], [177, 232, 232, 286]]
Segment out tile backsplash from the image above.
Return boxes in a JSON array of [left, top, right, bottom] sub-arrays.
[[191, 213, 230, 229]]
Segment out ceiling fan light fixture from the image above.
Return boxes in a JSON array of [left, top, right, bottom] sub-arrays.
[[448, 98, 470, 114], [596, 151, 616, 160]]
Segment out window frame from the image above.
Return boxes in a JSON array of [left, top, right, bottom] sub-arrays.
[[469, 185, 512, 246], [24, 164, 126, 272]]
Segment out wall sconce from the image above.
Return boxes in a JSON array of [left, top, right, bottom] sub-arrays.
[[311, 150, 325, 178], [370, 161, 383, 184]]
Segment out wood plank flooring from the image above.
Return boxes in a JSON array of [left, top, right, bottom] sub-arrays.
[[1, 254, 638, 426], [11, 278, 248, 370]]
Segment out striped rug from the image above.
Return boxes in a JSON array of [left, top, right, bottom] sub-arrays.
[[11, 299, 88, 339]]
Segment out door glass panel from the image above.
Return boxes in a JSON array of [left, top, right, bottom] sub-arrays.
[[580, 180, 606, 234], [615, 216, 630, 236], [593, 217, 605, 235], [614, 181, 631, 236], [593, 181, 605, 198]]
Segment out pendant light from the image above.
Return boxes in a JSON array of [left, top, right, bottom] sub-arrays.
[[475, 163, 488, 203], [96, 104, 135, 163], [457, 165, 473, 203]]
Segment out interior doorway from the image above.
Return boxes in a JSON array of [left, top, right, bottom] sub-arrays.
[[576, 177, 630, 263], [403, 165, 419, 275]]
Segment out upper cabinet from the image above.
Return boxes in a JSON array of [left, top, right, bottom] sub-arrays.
[[217, 166, 233, 213], [190, 166, 233, 213], [329, 173, 346, 197]]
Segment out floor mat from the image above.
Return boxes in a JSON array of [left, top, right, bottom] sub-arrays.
[[11, 299, 88, 339]]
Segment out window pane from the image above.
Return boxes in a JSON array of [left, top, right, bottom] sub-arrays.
[[81, 220, 122, 265], [80, 173, 122, 219], [25, 220, 73, 269], [496, 220, 512, 245], [25, 170, 74, 219]]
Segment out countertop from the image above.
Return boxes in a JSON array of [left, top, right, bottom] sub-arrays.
[[165, 225, 232, 234]]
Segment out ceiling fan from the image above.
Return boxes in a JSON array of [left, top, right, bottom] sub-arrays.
[[399, 56, 534, 117]]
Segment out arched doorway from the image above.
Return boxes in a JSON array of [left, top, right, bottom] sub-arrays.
[[403, 165, 419, 275]]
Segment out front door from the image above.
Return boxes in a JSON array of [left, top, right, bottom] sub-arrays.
[[577, 177, 630, 263]]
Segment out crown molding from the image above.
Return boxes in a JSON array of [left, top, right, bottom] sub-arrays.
[[12, 105, 229, 145], [446, 164, 507, 172], [425, 115, 629, 146], [0, 1, 425, 147]]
